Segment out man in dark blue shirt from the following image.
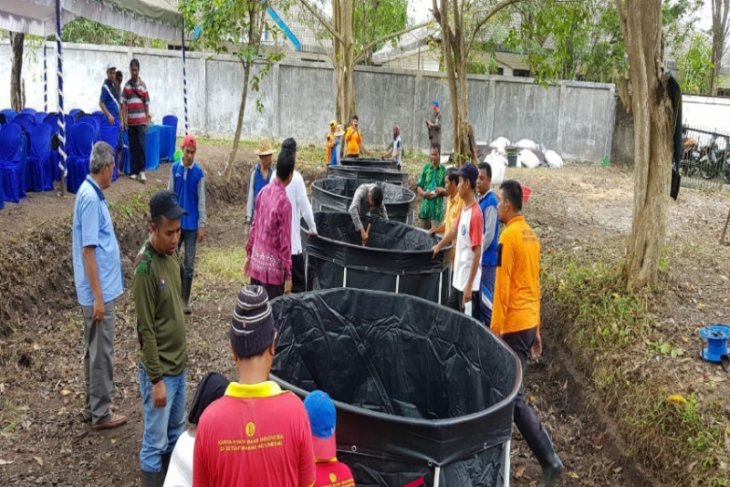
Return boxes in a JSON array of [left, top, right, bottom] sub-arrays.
[[99, 63, 120, 126]]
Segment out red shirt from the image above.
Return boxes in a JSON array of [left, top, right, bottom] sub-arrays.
[[315, 461, 355, 487], [193, 381, 315, 487]]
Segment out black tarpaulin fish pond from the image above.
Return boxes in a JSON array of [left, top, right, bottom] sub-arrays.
[[327, 165, 408, 185], [270, 289, 521, 487], [341, 156, 400, 170], [311, 178, 415, 223], [303, 212, 450, 304]]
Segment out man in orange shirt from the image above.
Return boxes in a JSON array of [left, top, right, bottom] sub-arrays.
[[344, 116, 366, 158], [491, 180, 563, 487], [326, 121, 336, 165]]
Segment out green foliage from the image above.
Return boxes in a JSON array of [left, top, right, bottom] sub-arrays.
[[61, 18, 166, 48], [180, 0, 284, 114], [503, 0, 626, 84], [676, 32, 714, 95], [354, 0, 408, 61]]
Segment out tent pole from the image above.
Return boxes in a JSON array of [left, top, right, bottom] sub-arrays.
[[181, 19, 189, 135], [432, 466, 441, 487], [56, 0, 66, 196], [503, 439, 511, 487], [43, 27, 47, 113]]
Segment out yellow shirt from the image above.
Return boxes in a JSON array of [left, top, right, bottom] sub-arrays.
[[344, 127, 362, 156], [490, 215, 541, 336], [444, 193, 464, 233]]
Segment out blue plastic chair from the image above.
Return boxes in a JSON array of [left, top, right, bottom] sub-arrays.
[[0, 123, 26, 202], [14, 113, 36, 134], [66, 122, 95, 193], [69, 108, 82, 119], [145, 125, 161, 171], [0, 109, 16, 122], [34, 112, 47, 125], [77, 116, 101, 141], [119, 129, 131, 175], [20, 108, 36, 116], [27, 123, 53, 192]]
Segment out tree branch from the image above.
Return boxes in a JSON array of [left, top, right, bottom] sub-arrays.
[[354, 20, 432, 64], [466, 0, 525, 55], [299, 0, 344, 44]]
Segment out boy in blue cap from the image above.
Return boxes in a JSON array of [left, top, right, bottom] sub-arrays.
[[304, 390, 355, 487]]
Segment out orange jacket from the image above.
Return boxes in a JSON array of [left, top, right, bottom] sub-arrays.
[[326, 133, 335, 164], [490, 215, 541, 336], [344, 127, 362, 156]]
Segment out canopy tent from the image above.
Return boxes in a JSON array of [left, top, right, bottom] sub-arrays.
[[0, 0, 182, 43], [0, 0, 187, 194]]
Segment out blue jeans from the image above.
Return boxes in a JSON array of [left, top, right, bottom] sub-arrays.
[[480, 264, 497, 326], [138, 365, 186, 473]]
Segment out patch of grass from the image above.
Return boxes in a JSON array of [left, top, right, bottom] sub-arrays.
[[108, 193, 152, 221], [196, 247, 246, 283], [543, 252, 729, 486]]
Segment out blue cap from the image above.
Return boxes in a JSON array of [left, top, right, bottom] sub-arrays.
[[304, 390, 337, 459], [432, 100, 439, 107], [455, 163, 478, 183]]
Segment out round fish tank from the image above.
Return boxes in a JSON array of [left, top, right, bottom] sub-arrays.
[[311, 178, 415, 224], [270, 288, 521, 487], [341, 156, 400, 170], [303, 212, 450, 304], [327, 165, 407, 186]]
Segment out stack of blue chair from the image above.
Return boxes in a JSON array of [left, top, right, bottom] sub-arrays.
[[66, 122, 94, 193], [0, 109, 16, 123], [27, 123, 53, 192], [77, 115, 101, 142], [145, 125, 161, 171], [0, 123, 27, 203], [160, 115, 178, 162]]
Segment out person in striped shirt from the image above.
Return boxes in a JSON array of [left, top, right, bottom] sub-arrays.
[[122, 58, 151, 183]]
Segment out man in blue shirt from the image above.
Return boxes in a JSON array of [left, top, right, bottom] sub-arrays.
[[246, 137, 275, 225], [167, 134, 206, 315], [72, 141, 126, 431], [477, 162, 500, 326]]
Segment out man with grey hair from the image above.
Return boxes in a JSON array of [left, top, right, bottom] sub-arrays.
[[72, 141, 127, 431]]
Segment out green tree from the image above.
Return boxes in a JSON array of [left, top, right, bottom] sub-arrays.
[[180, 0, 284, 175], [62, 18, 166, 48], [300, 0, 427, 123], [432, 0, 524, 164], [355, 0, 408, 64], [677, 32, 714, 94]]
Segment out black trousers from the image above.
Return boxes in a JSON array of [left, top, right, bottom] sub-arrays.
[[128, 124, 146, 175], [446, 286, 480, 320], [291, 254, 306, 293], [501, 327, 546, 449], [250, 278, 283, 300]]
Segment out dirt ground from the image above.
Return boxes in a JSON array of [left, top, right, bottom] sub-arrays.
[[1, 144, 729, 486]]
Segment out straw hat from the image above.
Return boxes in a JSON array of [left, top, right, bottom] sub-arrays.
[[334, 124, 345, 137], [256, 137, 275, 156]]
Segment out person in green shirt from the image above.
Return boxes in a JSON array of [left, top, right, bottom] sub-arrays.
[[134, 190, 188, 487], [416, 145, 447, 230]]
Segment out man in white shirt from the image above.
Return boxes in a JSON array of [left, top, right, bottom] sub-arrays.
[[276, 138, 317, 293], [431, 163, 483, 319]]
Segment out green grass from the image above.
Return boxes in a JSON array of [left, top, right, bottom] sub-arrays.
[[196, 246, 246, 283], [542, 251, 728, 486]]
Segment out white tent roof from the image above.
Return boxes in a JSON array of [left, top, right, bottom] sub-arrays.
[[0, 0, 182, 42]]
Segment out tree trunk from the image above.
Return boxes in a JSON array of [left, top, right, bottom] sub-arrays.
[[616, 0, 673, 290], [333, 0, 356, 123], [710, 0, 730, 97], [225, 60, 253, 177], [10, 32, 24, 112]]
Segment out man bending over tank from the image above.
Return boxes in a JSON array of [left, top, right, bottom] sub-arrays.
[[348, 183, 388, 246]]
